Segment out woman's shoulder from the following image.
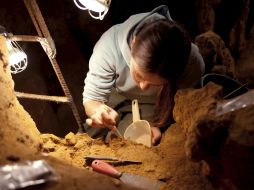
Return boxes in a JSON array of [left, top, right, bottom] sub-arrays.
[[190, 43, 205, 72], [176, 43, 205, 89]]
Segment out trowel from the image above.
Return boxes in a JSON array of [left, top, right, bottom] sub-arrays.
[[124, 99, 152, 147], [91, 160, 164, 190]]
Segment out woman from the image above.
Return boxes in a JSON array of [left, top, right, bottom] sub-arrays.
[[83, 5, 205, 144]]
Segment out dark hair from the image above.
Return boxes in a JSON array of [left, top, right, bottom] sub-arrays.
[[131, 19, 191, 127]]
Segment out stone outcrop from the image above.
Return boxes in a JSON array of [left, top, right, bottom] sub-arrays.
[[195, 31, 236, 77], [173, 82, 254, 189], [0, 36, 41, 157]]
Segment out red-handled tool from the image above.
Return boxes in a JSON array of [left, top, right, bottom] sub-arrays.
[[91, 160, 164, 190], [92, 159, 122, 178]]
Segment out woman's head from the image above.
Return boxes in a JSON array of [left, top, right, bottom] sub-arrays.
[[130, 19, 192, 127], [130, 19, 191, 89], [130, 56, 168, 90]]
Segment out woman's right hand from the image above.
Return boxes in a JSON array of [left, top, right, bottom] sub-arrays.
[[86, 104, 118, 130]]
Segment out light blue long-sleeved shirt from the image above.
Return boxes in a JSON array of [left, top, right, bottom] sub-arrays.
[[83, 5, 205, 104]]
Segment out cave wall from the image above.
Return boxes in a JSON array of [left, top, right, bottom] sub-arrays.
[[173, 83, 254, 189], [0, 35, 41, 157]]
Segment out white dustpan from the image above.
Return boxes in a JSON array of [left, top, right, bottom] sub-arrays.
[[124, 99, 152, 147]]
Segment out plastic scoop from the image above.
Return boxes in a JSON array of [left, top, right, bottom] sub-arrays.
[[124, 99, 152, 147]]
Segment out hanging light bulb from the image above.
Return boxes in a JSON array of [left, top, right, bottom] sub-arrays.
[[0, 25, 28, 74], [73, 0, 111, 20], [6, 38, 28, 74]]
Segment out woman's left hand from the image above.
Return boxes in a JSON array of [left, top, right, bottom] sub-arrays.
[[151, 126, 161, 145]]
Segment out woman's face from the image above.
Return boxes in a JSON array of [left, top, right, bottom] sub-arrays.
[[130, 56, 168, 91]]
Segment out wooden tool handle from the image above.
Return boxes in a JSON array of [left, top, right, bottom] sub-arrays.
[[91, 160, 122, 178], [132, 99, 140, 122]]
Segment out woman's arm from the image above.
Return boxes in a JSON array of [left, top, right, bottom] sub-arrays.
[[84, 100, 118, 129]]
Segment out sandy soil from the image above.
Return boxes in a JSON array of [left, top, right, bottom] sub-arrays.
[[39, 125, 212, 190]]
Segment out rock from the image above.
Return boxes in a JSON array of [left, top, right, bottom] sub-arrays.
[[64, 132, 77, 146], [173, 82, 221, 133], [195, 31, 236, 77], [174, 81, 254, 189]]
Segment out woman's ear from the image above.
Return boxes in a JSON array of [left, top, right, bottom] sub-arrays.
[[131, 36, 136, 49]]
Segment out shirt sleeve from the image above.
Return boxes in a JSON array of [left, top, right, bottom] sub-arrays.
[[83, 27, 117, 104]]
